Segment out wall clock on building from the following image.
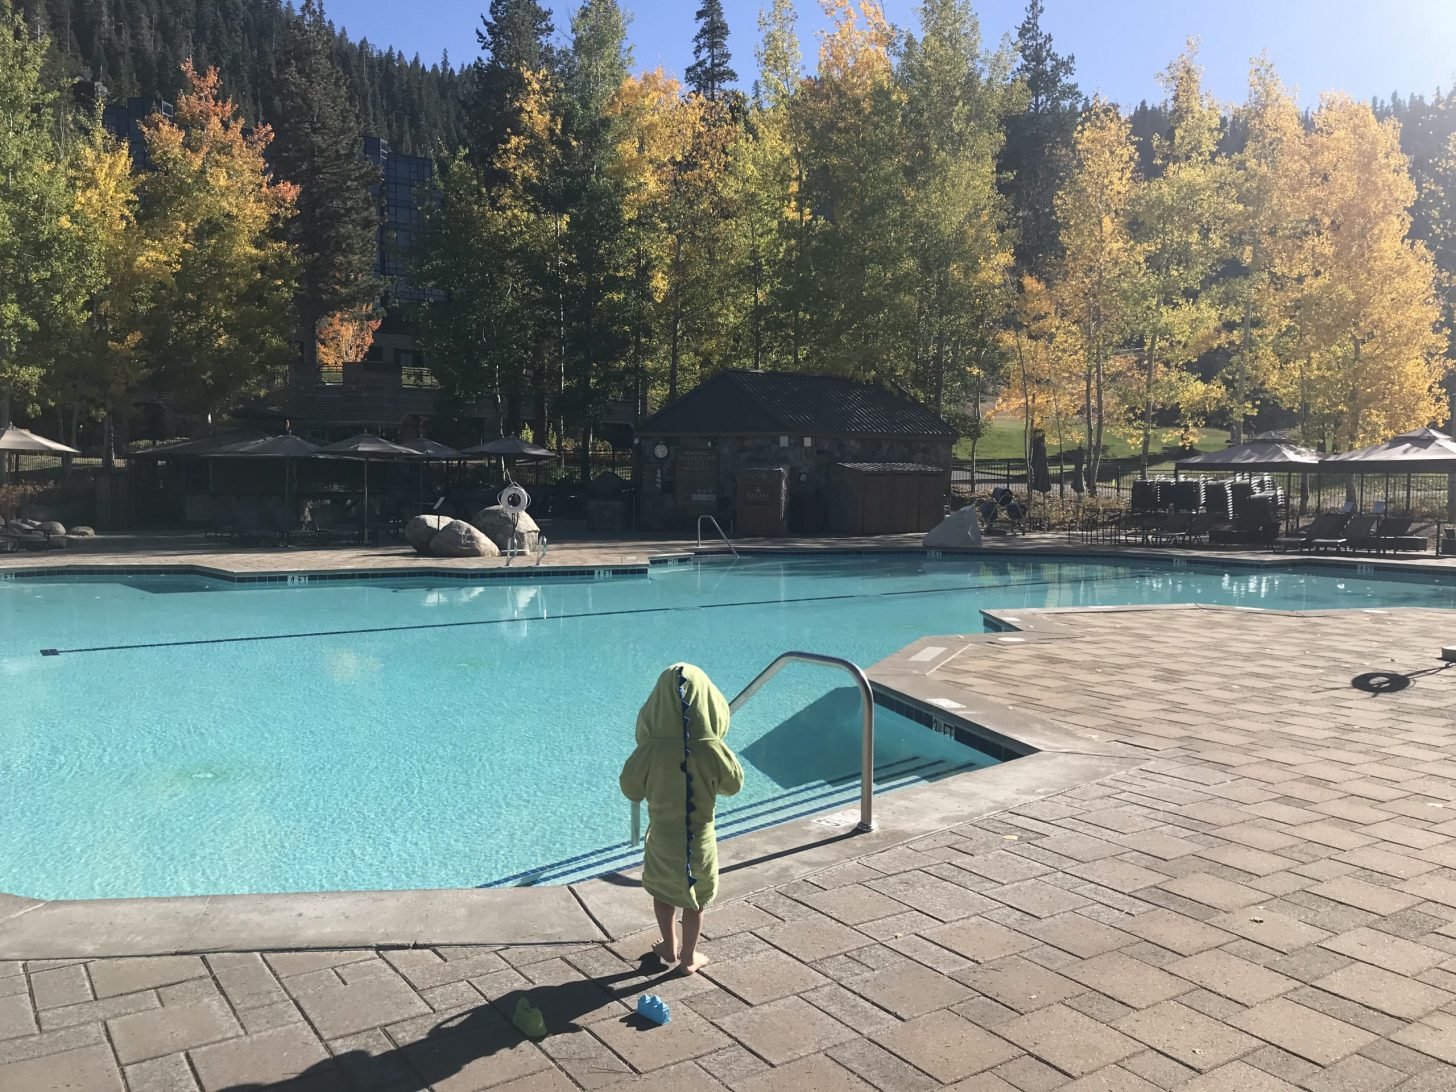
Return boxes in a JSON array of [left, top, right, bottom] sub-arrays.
[[652, 442, 669, 460]]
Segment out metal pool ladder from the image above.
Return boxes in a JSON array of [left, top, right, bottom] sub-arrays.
[[731, 652, 876, 833], [630, 651, 876, 847], [697, 514, 740, 559]]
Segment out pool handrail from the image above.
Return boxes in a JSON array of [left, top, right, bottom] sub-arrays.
[[729, 651, 876, 833], [697, 514, 740, 559]]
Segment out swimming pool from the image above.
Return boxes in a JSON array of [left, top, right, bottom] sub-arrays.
[[4, 554, 1454, 900]]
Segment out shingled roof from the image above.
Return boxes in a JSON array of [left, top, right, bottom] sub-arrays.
[[638, 370, 955, 439]]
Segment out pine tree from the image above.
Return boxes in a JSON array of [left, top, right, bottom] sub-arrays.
[[1000, 0, 1080, 278], [685, 0, 736, 101], [1126, 43, 1229, 474], [469, 0, 555, 179], [271, 0, 382, 378], [1224, 57, 1304, 442], [898, 0, 1018, 419], [557, 0, 635, 480]]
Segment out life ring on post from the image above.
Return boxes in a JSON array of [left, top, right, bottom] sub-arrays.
[[499, 485, 531, 513]]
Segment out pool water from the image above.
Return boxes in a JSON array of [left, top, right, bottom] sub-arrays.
[[3, 555, 1454, 900]]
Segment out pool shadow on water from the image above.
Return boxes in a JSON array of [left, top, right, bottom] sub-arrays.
[[219, 956, 677, 1092], [738, 687, 866, 790]]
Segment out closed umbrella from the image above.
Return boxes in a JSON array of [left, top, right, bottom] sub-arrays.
[[1030, 432, 1052, 494], [317, 433, 419, 539]]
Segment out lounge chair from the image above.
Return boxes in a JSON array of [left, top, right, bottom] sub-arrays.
[[1339, 514, 1381, 554], [1150, 511, 1192, 545], [204, 497, 238, 541], [1171, 512, 1214, 546], [1372, 517, 1428, 555], [1273, 512, 1350, 553], [232, 504, 267, 545]]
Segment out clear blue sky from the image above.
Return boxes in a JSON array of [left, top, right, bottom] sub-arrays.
[[324, 0, 1456, 108]]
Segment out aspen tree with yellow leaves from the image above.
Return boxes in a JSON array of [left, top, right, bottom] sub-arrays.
[[1273, 96, 1446, 449], [1224, 57, 1305, 443], [1125, 44, 1230, 475], [137, 63, 299, 421], [1053, 99, 1142, 492]]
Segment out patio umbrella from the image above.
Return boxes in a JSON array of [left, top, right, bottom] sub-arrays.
[[316, 433, 419, 536], [401, 437, 464, 510], [462, 436, 555, 459], [0, 425, 80, 455], [0, 424, 80, 479], [1321, 427, 1456, 473], [1175, 438, 1321, 474], [402, 437, 464, 459], [1322, 427, 1456, 516], [1030, 432, 1052, 494], [212, 434, 323, 517], [131, 429, 270, 459]]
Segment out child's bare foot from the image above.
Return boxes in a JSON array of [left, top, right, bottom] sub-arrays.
[[676, 952, 709, 976], [651, 940, 677, 965]]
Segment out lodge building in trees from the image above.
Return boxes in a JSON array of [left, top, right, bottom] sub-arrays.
[[635, 371, 954, 536]]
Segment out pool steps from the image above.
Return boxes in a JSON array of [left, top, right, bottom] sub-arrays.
[[479, 752, 982, 889]]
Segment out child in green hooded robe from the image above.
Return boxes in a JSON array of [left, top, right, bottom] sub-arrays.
[[620, 663, 744, 974]]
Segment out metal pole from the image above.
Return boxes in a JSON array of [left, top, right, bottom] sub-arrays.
[[729, 651, 875, 833]]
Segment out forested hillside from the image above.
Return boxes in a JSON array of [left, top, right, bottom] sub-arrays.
[[12, 0, 466, 152]]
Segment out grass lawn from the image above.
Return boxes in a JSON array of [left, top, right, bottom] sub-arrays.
[[955, 417, 1226, 469]]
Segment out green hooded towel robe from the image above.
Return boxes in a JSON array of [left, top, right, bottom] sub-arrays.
[[620, 663, 745, 911]]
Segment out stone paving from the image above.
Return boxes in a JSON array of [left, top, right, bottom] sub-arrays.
[[5, 605, 1456, 1090]]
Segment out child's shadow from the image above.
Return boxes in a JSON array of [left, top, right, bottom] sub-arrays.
[[220, 955, 678, 1091]]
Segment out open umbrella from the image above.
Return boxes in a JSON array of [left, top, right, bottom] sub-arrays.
[[402, 437, 463, 459], [463, 436, 555, 459], [1322, 427, 1456, 516], [1175, 438, 1321, 474], [213, 434, 323, 520], [0, 425, 80, 454], [402, 437, 464, 510], [0, 424, 80, 479], [317, 433, 419, 539]]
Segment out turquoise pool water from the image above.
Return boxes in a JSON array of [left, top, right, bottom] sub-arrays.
[[3, 555, 1454, 900]]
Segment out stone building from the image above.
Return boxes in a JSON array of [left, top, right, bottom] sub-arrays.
[[635, 370, 955, 534]]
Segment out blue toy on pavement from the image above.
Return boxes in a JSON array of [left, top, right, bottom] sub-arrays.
[[636, 994, 670, 1025]]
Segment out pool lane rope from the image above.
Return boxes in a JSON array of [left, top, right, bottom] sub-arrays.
[[677, 665, 698, 892]]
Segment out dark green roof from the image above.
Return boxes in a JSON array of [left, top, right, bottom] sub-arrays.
[[638, 370, 955, 439]]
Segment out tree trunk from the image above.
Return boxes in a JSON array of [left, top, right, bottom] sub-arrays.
[[579, 423, 593, 486], [1236, 297, 1252, 444], [1014, 330, 1028, 468], [1083, 341, 1095, 496], [1140, 336, 1155, 479], [102, 405, 115, 471], [1089, 344, 1106, 497]]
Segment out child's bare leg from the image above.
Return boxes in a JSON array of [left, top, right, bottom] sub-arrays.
[[652, 899, 678, 964], [678, 909, 708, 974]]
